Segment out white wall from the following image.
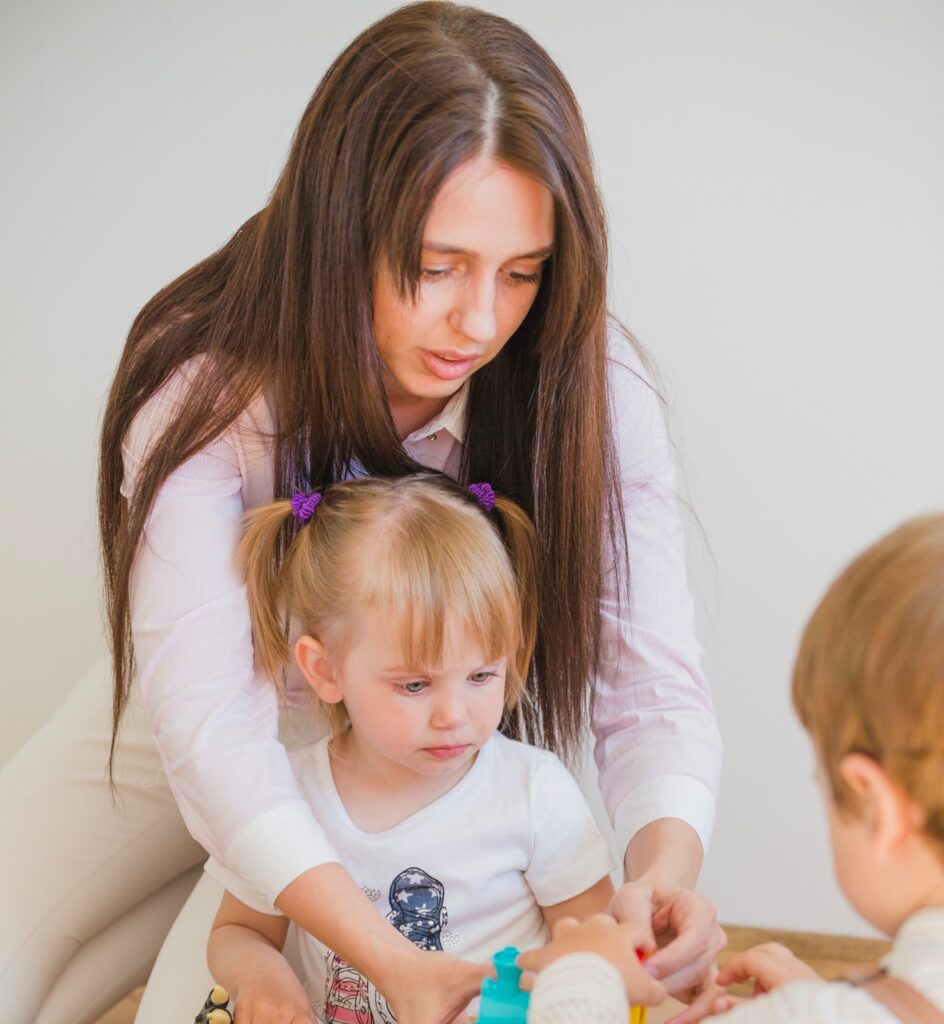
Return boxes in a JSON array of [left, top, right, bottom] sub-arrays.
[[2, 0, 941, 938]]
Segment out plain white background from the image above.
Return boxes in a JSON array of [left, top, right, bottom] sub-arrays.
[[2, 0, 942, 938]]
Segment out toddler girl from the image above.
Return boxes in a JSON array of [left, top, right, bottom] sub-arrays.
[[204, 474, 654, 1023]]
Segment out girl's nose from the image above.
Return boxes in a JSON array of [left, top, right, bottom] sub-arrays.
[[430, 690, 466, 729]]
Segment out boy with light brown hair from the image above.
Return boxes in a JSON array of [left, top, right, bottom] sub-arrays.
[[520, 514, 944, 1023]]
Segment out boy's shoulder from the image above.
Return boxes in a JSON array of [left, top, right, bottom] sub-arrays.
[[714, 979, 901, 1024]]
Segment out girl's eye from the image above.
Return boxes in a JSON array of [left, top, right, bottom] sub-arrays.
[[399, 680, 429, 695], [469, 670, 498, 684], [420, 267, 451, 281]]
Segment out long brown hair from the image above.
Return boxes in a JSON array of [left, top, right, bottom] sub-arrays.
[[100, 1, 623, 769]]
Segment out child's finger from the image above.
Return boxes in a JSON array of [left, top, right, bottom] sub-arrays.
[[663, 984, 725, 1024]]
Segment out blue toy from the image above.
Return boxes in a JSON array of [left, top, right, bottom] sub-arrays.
[[478, 946, 530, 1023]]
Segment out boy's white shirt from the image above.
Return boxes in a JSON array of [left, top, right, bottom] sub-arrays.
[[206, 732, 614, 1020], [526, 908, 944, 1024]]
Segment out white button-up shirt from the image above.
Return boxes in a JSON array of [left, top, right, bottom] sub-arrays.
[[123, 329, 722, 906]]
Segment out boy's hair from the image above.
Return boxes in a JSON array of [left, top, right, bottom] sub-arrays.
[[792, 514, 944, 850], [239, 473, 538, 735]]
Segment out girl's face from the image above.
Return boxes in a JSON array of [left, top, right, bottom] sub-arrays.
[[373, 156, 554, 419], [297, 604, 508, 782]]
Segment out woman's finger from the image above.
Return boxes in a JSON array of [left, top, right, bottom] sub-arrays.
[[609, 883, 657, 952], [644, 894, 724, 982]]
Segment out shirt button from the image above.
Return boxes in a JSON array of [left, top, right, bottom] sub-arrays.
[[427, 433, 437, 442]]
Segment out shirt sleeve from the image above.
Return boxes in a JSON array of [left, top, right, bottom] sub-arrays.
[[122, 370, 339, 908], [592, 329, 723, 858], [524, 754, 616, 906], [527, 953, 629, 1024]]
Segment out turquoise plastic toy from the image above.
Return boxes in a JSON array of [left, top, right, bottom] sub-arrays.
[[478, 946, 530, 1023]]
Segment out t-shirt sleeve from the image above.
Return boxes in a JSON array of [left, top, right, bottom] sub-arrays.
[[592, 326, 723, 857], [123, 366, 339, 909], [524, 754, 616, 906]]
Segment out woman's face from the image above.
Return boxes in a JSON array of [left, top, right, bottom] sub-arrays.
[[373, 156, 554, 414]]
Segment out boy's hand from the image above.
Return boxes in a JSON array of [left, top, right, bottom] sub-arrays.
[[516, 914, 666, 1006], [716, 942, 820, 994], [231, 963, 316, 1024], [662, 944, 819, 1022]]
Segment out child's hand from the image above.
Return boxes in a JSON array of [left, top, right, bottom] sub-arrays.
[[516, 913, 666, 1006], [666, 942, 821, 1022], [385, 949, 492, 1024], [230, 963, 317, 1024], [715, 943, 820, 995]]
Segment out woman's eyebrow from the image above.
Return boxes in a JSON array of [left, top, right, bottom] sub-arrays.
[[422, 241, 553, 260]]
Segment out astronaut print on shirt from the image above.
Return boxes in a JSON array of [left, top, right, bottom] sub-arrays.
[[322, 866, 451, 1024]]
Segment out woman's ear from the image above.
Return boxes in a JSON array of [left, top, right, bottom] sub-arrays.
[[295, 635, 344, 705], [837, 753, 920, 861]]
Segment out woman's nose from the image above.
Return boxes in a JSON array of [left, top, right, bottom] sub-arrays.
[[454, 276, 497, 343]]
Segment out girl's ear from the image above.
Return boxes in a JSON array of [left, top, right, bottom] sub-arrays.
[[837, 753, 921, 861], [295, 635, 344, 704]]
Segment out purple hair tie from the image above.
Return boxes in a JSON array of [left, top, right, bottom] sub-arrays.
[[468, 482, 496, 513], [290, 490, 322, 525]]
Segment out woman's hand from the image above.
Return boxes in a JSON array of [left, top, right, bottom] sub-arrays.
[[516, 914, 666, 1006], [610, 881, 726, 999], [382, 948, 492, 1024]]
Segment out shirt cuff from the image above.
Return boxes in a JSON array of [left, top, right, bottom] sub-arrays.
[[224, 803, 340, 910], [529, 953, 629, 1024], [612, 774, 717, 866]]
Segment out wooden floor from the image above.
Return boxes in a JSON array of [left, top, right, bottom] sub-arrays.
[[93, 924, 890, 1024]]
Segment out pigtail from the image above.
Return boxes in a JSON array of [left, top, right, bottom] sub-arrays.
[[237, 501, 297, 685], [493, 496, 539, 688]]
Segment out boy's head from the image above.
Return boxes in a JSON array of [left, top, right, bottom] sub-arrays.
[[792, 514, 944, 931]]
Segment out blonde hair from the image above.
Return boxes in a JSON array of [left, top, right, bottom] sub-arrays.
[[239, 474, 538, 734], [792, 513, 944, 850]]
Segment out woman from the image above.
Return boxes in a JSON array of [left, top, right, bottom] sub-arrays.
[[0, 4, 723, 1022]]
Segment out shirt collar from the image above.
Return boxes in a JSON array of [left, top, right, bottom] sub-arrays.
[[402, 384, 468, 445]]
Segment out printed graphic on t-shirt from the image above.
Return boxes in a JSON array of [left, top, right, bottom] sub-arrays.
[[322, 866, 450, 1024]]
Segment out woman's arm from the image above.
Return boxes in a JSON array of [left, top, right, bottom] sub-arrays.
[[124, 375, 486, 1021], [594, 330, 725, 989]]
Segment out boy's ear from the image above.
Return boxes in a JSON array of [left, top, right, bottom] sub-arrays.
[[295, 635, 344, 705], [837, 753, 920, 860]]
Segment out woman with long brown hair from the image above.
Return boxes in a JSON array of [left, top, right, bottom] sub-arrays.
[[0, 4, 722, 1023]]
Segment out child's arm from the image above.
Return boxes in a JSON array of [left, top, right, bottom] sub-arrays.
[[208, 891, 316, 1024], [518, 914, 665, 1010], [541, 875, 615, 931]]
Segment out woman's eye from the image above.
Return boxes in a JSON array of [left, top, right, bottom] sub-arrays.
[[420, 267, 451, 281], [400, 680, 429, 694], [469, 670, 498, 684], [507, 268, 543, 286]]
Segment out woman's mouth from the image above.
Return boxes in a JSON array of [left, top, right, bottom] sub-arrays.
[[419, 350, 478, 381]]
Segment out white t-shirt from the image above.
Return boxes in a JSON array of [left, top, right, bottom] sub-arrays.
[[207, 732, 614, 1022]]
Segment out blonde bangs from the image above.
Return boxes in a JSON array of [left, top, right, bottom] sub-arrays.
[[355, 495, 526, 706]]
